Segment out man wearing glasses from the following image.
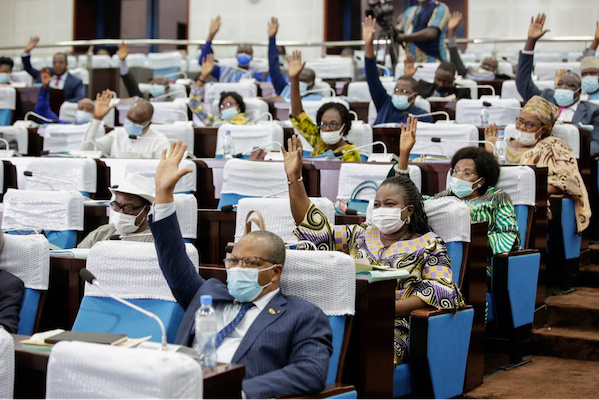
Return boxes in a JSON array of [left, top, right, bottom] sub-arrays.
[[82, 90, 170, 158], [78, 174, 154, 249], [149, 141, 332, 399]]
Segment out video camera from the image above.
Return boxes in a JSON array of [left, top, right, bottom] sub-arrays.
[[365, 0, 395, 32]]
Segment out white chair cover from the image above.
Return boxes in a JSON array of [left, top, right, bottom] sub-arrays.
[[2, 189, 84, 231], [220, 159, 287, 198], [501, 80, 554, 102], [41, 123, 105, 152], [151, 123, 195, 154], [0, 328, 14, 400], [76, 55, 113, 69], [46, 341, 203, 399], [24, 158, 98, 193], [282, 250, 355, 316], [337, 163, 421, 201], [0, 126, 27, 154], [151, 102, 189, 124], [532, 53, 562, 63], [455, 99, 521, 126], [120, 158, 197, 193], [394, 62, 440, 83], [59, 102, 115, 127], [208, 98, 270, 123], [68, 68, 90, 85], [112, 53, 147, 68], [367, 97, 431, 125], [345, 121, 373, 157], [175, 193, 198, 239], [234, 197, 335, 244], [504, 123, 580, 158], [215, 123, 284, 156], [534, 62, 580, 80], [454, 77, 478, 99], [84, 241, 199, 301], [0, 234, 50, 290], [10, 71, 33, 87], [299, 98, 350, 126], [305, 57, 354, 80], [424, 197, 471, 243], [217, 57, 269, 74], [496, 166, 536, 206], [30, 57, 47, 70], [410, 122, 478, 157], [147, 52, 182, 70], [203, 81, 258, 103], [0, 86, 16, 110], [138, 83, 187, 100], [567, 52, 583, 62]]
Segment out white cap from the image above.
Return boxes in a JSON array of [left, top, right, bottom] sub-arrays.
[[109, 173, 155, 204]]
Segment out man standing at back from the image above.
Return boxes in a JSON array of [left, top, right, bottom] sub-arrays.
[[21, 36, 83, 102], [148, 141, 332, 398]]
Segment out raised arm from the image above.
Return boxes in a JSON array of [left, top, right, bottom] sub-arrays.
[[117, 41, 143, 98], [82, 90, 116, 155], [283, 135, 310, 225], [34, 68, 60, 121], [516, 14, 549, 101], [199, 16, 222, 79], [22, 36, 41, 80], [287, 50, 306, 118], [447, 12, 468, 78], [524, 13, 550, 52], [267, 17, 287, 95], [396, 116, 418, 173], [363, 16, 390, 109]]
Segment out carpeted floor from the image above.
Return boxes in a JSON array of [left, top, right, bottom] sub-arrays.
[[466, 355, 599, 399]]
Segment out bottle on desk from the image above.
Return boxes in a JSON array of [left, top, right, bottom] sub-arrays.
[[495, 129, 508, 164], [195, 294, 217, 369], [223, 130, 236, 159], [480, 105, 489, 128]]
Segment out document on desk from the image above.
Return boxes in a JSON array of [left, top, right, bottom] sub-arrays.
[[50, 248, 90, 259], [356, 269, 409, 283]]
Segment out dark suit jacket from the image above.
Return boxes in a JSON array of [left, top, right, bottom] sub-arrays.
[[516, 51, 599, 156], [21, 55, 84, 102], [0, 270, 25, 334], [149, 212, 332, 399], [120, 71, 145, 99], [417, 80, 471, 100]]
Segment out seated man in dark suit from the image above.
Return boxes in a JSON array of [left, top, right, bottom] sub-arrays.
[[516, 13, 599, 156], [404, 56, 471, 101], [148, 141, 332, 399], [363, 16, 433, 125], [21, 36, 83, 102], [0, 230, 25, 334]]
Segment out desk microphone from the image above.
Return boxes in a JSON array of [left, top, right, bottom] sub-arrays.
[[333, 141, 388, 158], [456, 84, 497, 98], [559, 121, 594, 132], [23, 170, 78, 191], [241, 141, 283, 157], [409, 111, 451, 122], [150, 90, 188, 102], [24, 111, 54, 123], [80, 268, 168, 351], [220, 188, 289, 212], [431, 137, 496, 153], [482, 101, 522, 111]]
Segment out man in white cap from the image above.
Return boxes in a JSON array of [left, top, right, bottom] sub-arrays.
[[78, 174, 154, 248]]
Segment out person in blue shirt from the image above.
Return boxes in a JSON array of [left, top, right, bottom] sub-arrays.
[[267, 17, 322, 101], [363, 16, 433, 125], [199, 15, 264, 83]]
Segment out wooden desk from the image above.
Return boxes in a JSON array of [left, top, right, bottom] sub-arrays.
[[475, 80, 504, 97], [26, 128, 43, 156], [193, 127, 296, 159], [12, 334, 245, 399], [349, 101, 370, 122], [0, 160, 17, 202]]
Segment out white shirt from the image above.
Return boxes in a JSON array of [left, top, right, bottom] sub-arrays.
[[152, 202, 281, 363], [557, 101, 579, 123], [83, 118, 170, 158], [49, 72, 68, 90]]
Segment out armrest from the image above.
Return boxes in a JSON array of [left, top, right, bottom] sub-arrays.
[[290, 383, 357, 399], [493, 249, 540, 259], [411, 305, 473, 319]]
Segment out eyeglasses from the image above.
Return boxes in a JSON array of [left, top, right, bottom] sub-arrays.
[[394, 88, 413, 95], [450, 168, 478, 179], [219, 102, 237, 110], [318, 121, 342, 130], [223, 256, 276, 269], [515, 117, 540, 130], [110, 201, 146, 215]]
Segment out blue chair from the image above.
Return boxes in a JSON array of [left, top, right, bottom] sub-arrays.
[[282, 250, 358, 398], [71, 241, 199, 343], [0, 234, 50, 335]]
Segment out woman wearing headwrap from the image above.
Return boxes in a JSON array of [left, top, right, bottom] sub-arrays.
[[485, 95, 591, 233]]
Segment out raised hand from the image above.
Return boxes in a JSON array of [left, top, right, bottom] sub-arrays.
[[40, 68, 52, 88], [93, 89, 116, 120], [208, 16, 221, 41], [362, 16, 377, 45], [25, 36, 40, 53], [267, 17, 279, 38], [286, 50, 305, 80], [198, 54, 215, 83], [595, 21, 599, 43], [282, 135, 303, 181], [403, 55, 420, 77], [554, 68, 567, 87], [117, 41, 129, 61], [155, 141, 193, 204], [484, 123, 498, 144], [399, 116, 418, 156], [528, 13, 550, 41], [448, 11, 462, 36]]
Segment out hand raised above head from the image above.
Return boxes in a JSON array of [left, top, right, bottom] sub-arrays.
[[528, 13, 550, 41], [403, 55, 420, 77], [399, 116, 418, 155], [362, 16, 377, 45], [448, 11, 462, 34], [155, 140, 192, 203], [117, 41, 129, 61], [40, 68, 52, 87], [484, 123, 498, 143], [285, 50, 305, 79], [267, 17, 279, 38], [208, 15, 222, 40], [93, 89, 116, 120], [25, 36, 39, 53], [282, 135, 303, 180]]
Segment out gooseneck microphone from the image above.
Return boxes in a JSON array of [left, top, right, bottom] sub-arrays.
[[220, 188, 290, 212], [79, 268, 168, 351], [431, 137, 496, 153], [23, 171, 78, 191], [409, 111, 451, 122]]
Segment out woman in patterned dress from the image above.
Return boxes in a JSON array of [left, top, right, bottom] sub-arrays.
[[282, 134, 464, 366]]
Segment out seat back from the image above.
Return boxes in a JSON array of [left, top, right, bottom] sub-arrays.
[[504, 123, 580, 158], [72, 241, 199, 343], [299, 98, 350, 125], [218, 159, 287, 208], [203, 81, 258, 103], [0, 234, 50, 335], [215, 123, 284, 157], [76, 55, 113, 69], [281, 250, 356, 384], [216, 57, 269, 74], [112, 53, 147, 68], [337, 163, 421, 202], [0, 86, 16, 126], [394, 62, 439, 83], [410, 122, 478, 158], [0, 328, 14, 399], [42, 122, 105, 152], [147, 52, 182, 77], [59, 101, 115, 127], [11, 70, 33, 87], [0, 126, 27, 154], [501, 79, 554, 101], [151, 123, 195, 154], [120, 158, 197, 193], [24, 158, 98, 195], [454, 77, 478, 99], [174, 193, 198, 240], [234, 197, 335, 243], [2, 189, 84, 249], [138, 83, 188, 100], [534, 62, 580, 80], [455, 99, 521, 126], [305, 57, 354, 80], [46, 341, 202, 399], [220, 97, 270, 122], [367, 96, 432, 124], [151, 102, 189, 124], [345, 120, 373, 158]]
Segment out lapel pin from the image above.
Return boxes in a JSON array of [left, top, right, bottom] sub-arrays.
[[268, 308, 276, 315]]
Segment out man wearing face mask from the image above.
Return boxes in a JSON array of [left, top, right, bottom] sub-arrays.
[[116, 42, 171, 101], [581, 57, 599, 101], [0, 57, 16, 86], [82, 90, 169, 158], [78, 174, 154, 249], [516, 13, 599, 157], [403, 56, 471, 100], [149, 141, 332, 399], [199, 16, 265, 83], [363, 16, 433, 125]]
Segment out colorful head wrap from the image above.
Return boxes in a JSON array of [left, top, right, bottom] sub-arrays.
[[521, 95, 558, 130]]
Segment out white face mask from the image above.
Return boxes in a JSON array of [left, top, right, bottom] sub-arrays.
[[371, 206, 408, 235], [320, 125, 345, 145], [112, 207, 146, 234], [514, 128, 540, 147]]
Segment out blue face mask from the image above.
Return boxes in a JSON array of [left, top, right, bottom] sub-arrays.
[[226, 265, 276, 302], [75, 110, 92, 124], [0, 73, 10, 84], [221, 107, 239, 120], [450, 176, 481, 198], [236, 53, 252, 67], [391, 94, 411, 110], [149, 84, 166, 98], [281, 82, 309, 101], [582, 76, 599, 95], [553, 88, 577, 107], [123, 118, 146, 137]]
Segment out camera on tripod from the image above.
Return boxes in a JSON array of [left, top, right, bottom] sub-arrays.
[[365, 0, 396, 32]]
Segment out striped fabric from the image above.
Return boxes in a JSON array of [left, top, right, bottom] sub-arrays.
[[400, 1, 450, 62]]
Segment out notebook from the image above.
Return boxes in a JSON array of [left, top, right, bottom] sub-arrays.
[[45, 331, 128, 346]]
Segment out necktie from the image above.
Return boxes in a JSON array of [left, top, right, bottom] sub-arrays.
[[53, 75, 60, 88], [558, 107, 567, 118], [214, 302, 255, 348]]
